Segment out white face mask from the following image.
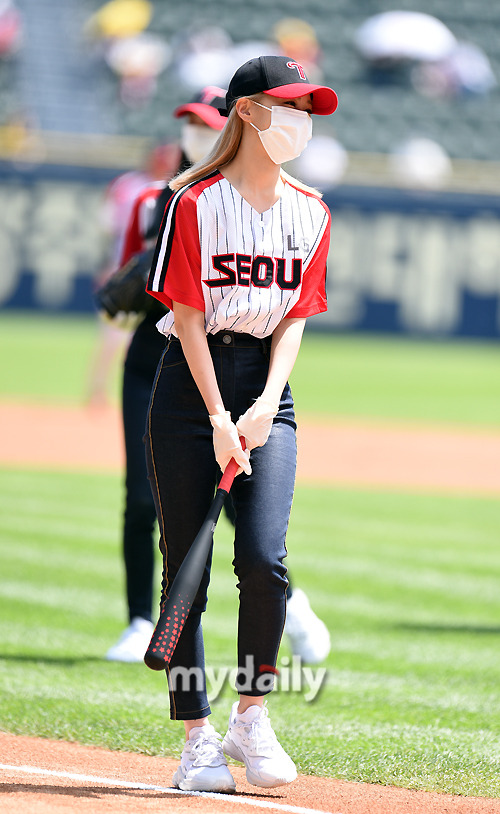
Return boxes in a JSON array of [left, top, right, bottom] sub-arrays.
[[250, 101, 313, 165], [181, 123, 220, 164]]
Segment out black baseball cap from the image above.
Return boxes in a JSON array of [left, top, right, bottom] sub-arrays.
[[219, 55, 338, 117], [174, 86, 227, 130]]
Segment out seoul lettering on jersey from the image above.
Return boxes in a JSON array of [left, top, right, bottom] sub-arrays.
[[205, 253, 302, 290], [147, 171, 331, 339]]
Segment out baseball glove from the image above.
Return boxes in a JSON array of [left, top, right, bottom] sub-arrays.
[[94, 248, 157, 319]]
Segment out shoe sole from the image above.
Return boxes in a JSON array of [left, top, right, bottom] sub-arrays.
[[176, 780, 236, 793], [173, 775, 236, 793], [222, 737, 297, 789]]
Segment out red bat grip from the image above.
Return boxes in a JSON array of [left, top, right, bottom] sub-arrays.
[[218, 437, 246, 493]]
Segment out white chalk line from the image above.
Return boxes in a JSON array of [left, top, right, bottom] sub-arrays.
[[0, 763, 342, 814]]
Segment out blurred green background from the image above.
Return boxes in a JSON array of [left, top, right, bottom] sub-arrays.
[[1, 312, 499, 427]]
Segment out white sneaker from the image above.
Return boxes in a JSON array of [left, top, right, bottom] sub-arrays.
[[172, 724, 236, 793], [222, 702, 297, 788], [105, 617, 154, 662], [284, 588, 331, 664]]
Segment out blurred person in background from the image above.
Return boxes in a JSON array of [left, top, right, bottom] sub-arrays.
[[84, 0, 171, 107], [0, 0, 22, 59], [102, 86, 331, 667], [104, 30, 171, 108], [388, 136, 452, 189], [172, 16, 324, 93], [87, 141, 180, 408], [272, 17, 323, 83], [288, 132, 348, 189], [353, 8, 496, 100], [85, 0, 153, 39]]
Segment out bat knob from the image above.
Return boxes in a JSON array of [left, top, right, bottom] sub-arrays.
[[144, 651, 166, 671]]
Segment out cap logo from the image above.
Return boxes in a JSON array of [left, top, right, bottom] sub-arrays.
[[286, 61, 306, 81]]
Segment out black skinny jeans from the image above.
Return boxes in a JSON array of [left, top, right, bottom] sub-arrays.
[[145, 331, 297, 720], [120, 317, 293, 626]]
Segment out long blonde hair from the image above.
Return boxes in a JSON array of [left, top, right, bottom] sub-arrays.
[[169, 95, 322, 198]]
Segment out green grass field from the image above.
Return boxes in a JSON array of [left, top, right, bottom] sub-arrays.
[[1, 311, 499, 426], [1, 312, 500, 797]]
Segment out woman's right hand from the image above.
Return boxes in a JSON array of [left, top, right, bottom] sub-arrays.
[[236, 396, 279, 451], [209, 411, 252, 476]]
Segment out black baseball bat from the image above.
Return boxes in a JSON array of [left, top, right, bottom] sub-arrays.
[[144, 441, 245, 671]]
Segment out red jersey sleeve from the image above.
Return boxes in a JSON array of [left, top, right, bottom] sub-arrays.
[[147, 187, 204, 312], [119, 185, 164, 266], [119, 195, 144, 266], [286, 203, 330, 319]]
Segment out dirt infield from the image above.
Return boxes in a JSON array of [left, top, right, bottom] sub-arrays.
[[2, 732, 500, 814], [1, 401, 500, 495], [2, 401, 500, 812]]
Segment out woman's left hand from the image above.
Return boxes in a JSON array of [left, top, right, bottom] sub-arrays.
[[236, 396, 279, 451]]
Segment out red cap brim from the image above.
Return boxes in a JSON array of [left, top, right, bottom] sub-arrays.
[[263, 83, 338, 115], [173, 102, 226, 130]]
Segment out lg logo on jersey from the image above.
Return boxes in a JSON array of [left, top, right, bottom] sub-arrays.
[[287, 235, 310, 253], [204, 253, 302, 290]]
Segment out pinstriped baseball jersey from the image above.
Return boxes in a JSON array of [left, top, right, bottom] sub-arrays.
[[147, 171, 330, 339]]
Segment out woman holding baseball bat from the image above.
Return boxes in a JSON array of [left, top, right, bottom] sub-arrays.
[[145, 55, 338, 793]]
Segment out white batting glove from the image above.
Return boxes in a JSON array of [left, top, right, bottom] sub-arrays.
[[209, 411, 252, 476], [236, 396, 279, 452]]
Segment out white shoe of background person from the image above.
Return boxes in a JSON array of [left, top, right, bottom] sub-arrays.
[[172, 724, 236, 793], [222, 702, 297, 788], [105, 617, 154, 662], [284, 588, 331, 664]]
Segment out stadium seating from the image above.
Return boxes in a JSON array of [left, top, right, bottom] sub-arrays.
[[1, 0, 499, 161]]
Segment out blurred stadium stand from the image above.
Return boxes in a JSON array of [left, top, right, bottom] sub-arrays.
[[1, 0, 499, 166], [1, 0, 499, 335]]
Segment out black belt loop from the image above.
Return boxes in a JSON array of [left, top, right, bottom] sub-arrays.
[[260, 336, 270, 358]]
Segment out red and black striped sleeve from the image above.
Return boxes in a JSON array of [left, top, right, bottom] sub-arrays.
[[146, 185, 204, 312]]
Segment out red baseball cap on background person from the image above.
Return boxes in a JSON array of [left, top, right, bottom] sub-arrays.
[[174, 86, 227, 130], [219, 55, 338, 117]]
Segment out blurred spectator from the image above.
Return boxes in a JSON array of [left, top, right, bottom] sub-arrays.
[[412, 41, 497, 99], [354, 11, 457, 66], [104, 32, 171, 107], [173, 18, 325, 92], [354, 10, 496, 101], [272, 17, 323, 82], [84, 0, 153, 39], [0, 0, 22, 58], [388, 137, 452, 189], [289, 134, 348, 189], [173, 24, 277, 90], [0, 111, 45, 165], [85, 0, 170, 107]]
